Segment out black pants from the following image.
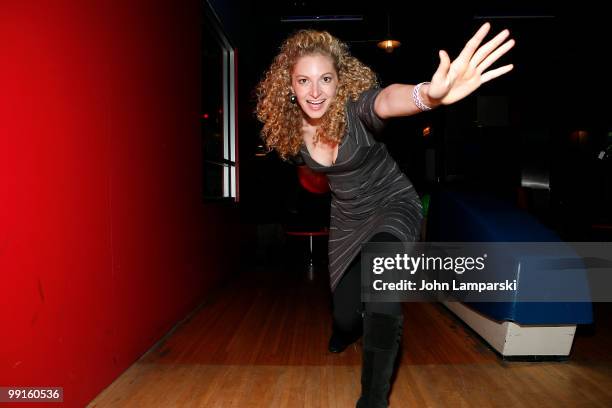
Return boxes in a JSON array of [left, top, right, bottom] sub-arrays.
[[332, 232, 402, 334]]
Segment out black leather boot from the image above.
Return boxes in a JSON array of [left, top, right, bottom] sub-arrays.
[[328, 321, 362, 353], [356, 312, 403, 408]]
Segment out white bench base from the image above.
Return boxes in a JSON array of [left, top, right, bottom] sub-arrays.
[[443, 301, 577, 357]]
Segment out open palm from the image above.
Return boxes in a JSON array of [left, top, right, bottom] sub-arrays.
[[427, 22, 515, 105]]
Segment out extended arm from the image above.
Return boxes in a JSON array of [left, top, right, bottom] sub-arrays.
[[374, 22, 515, 119]]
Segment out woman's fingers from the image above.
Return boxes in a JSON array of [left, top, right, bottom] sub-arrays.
[[429, 23, 515, 104], [433, 50, 451, 81], [471, 29, 510, 68], [428, 50, 452, 99], [477, 39, 515, 74], [480, 64, 514, 83], [453, 22, 491, 68]]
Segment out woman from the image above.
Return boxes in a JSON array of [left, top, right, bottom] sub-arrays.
[[256, 23, 514, 407]]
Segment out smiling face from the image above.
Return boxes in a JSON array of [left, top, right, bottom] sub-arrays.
[[290, 53, 339, 125]]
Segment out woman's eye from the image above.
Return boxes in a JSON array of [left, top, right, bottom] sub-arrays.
[[298, 78, 307, 84], [323, 76, 332, 82]]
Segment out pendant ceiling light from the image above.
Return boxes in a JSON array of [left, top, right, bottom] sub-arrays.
[[377, 13, 401, 53]]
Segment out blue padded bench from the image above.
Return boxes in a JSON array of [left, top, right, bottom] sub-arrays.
[[426, 189, 593, 357]]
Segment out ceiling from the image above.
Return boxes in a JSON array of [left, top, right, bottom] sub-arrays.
[[207, 0, 608, 130]]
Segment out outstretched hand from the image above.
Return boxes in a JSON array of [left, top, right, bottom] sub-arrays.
[[427, 22, 515, 105]]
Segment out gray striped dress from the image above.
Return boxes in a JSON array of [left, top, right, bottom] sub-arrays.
[[300, 88, 423, 291]]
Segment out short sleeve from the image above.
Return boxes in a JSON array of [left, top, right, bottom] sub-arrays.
[[353, 88, 385, 134], [286, 152, 306, 166]]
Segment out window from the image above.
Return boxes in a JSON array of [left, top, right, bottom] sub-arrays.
[[202, 4, 237, 201]]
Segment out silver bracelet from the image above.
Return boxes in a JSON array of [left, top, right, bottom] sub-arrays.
[[412, 82, 432, 111]]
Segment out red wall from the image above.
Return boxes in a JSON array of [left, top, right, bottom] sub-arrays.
[[0, 1, 248, 406]]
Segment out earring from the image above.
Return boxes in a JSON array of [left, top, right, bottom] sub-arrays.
[[290, 94, 297, 104]]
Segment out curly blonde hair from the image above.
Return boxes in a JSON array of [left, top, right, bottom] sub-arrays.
[[255, 30, 378, 160]]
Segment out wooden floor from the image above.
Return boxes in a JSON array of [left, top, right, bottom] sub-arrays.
[[88, 255, 612, 407]]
